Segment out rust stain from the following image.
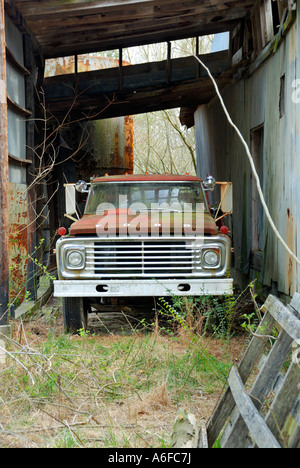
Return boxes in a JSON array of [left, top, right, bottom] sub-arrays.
[[45, 55, 131, 78], [124, 115, 134, 174], [8, 184, 28, 304], [113, 127, 121, 169]]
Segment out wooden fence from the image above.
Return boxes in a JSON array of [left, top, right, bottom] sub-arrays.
[[200, 293, 300, 448]]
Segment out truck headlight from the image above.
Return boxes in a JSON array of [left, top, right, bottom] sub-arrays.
[[66, 248, 86, 269], [202, 249, 220, 268]]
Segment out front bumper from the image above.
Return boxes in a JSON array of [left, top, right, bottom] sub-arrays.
[[54, 278, 233, 297]]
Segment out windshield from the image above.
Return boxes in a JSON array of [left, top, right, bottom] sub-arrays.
[[84, 182, 207, 215]]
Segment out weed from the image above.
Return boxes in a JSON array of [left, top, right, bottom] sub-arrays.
[[156, 280, 260, 342]]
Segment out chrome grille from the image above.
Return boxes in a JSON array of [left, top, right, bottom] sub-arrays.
[[87, 240, 196, 277], [57, 236, 231, 280]]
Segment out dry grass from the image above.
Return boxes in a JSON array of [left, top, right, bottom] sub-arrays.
[[0, 302, 248, 448]]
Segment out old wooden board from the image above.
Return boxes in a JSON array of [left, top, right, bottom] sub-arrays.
[[206, 308, 276, 447], [264, 363, 300, 445], [228, 366, 281, 449], [10, 0, 256, 58], [206, 293, 300, 448], [43, 51, 232, 121]]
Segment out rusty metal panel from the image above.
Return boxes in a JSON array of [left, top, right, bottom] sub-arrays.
[[45, 55, 130, 77], [124, 115, 134, 174], [80, 117, 134, 177], [0, 6, 9, 326], [8, 183, 28, 305]]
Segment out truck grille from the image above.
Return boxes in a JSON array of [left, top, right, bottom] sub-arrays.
[[88, 240, 196, 277]]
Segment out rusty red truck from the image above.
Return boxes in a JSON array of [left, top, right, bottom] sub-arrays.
[[54, 174, 233, 332]]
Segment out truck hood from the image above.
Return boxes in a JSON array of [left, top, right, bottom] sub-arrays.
[[69, 210, 218, 236]]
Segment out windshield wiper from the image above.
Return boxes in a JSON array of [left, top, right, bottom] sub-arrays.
[[151, 208, 181, 213]]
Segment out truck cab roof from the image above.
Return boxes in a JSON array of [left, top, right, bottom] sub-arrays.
[[92, 174, 202, 183]]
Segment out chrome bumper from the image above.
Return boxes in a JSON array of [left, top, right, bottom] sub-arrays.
[[54, 278, 233, 297]]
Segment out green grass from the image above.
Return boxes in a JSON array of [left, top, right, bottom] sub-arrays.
[[0, 306, 244, 448]]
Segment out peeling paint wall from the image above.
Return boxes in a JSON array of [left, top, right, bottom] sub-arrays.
[[195, 12, 299, 297]]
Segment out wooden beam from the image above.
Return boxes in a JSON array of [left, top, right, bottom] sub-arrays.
[[24, 33, 37, 301], [167, 41, 171, 84], [14, 0, 256, 21], [35, 9, 246, 42], [118, 48, 123, 91], [43, 51, 231, 120], [41, 21, 237, 59], [11, 0, 256, 58]]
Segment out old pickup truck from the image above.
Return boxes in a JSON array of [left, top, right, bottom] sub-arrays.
[[54, 174, 233, 332]]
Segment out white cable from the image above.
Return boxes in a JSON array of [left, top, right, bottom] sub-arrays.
[[194, 54, 300, 267]]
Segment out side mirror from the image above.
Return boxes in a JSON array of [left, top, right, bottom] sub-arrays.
[[220, 182, 233, 214], [64, 183, 78, 222], [76, 180, 89, 193], [213, 182, 233, 221], [203, 175, 216, 192]]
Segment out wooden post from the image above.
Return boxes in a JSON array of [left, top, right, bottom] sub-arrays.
[[167, 41, 172, 84], [119, 48, 123, 91], [196, 36, 200, 79], [0, 0, 9, 329], [24, 34, 37, 301]]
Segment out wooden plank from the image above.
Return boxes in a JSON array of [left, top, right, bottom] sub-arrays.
[[264, 295, 300, 342], [14, 0, 256, 21], [43, 51, 232, 121], [39, 17, 238, 58], [118, 48, 123, 91], [207, 310, 276, 447], [198, 425, 208, 449], [263, 0, 274, 45], [228, 366, 281, 448], [264, 363, 300, 445], [8, 153, 32, 165], [223, 329, 294, 447], [11, 0, 256, 57], [289, 293, 300, 318], [290, 427, 300, 448], [208, 295, 300, 448], [167, 41, 171, 85], [7, 95, 32, 116]]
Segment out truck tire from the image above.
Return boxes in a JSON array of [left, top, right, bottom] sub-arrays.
[[63, 297, 88, 334]]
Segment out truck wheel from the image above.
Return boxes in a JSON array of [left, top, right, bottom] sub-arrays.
[[63, 297, 88, 334]]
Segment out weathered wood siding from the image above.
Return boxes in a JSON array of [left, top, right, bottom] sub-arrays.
[[195, 11, 299, 296]]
